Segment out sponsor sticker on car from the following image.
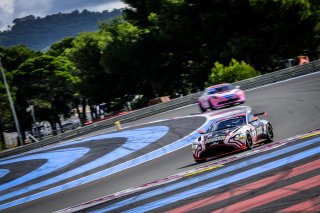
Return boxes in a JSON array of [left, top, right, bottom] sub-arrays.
[[207, 136, 224, 143]]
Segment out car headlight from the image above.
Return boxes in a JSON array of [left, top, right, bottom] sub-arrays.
[[234, 133, 245, 140], [236, 90, 244, 95], [192, 142, 199, 150]]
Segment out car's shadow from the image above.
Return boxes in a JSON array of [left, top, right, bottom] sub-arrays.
[[178, 148, 248, 170]]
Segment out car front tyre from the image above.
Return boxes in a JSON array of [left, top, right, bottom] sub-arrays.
[[246, 133, 254, 149], [199, 103, 207, 113]]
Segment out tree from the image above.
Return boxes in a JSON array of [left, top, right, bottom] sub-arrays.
[[207, 59, 260, 86], [100, 17, 191, 100], [47, 37, 75, 57], [0, 80, 11, 148], [100, 19, 149, 99], [64, 31, 113, 122], [0, 45, 40, 71], [14, 55, 80, 135], [0, 45, 38, 145], [123, 0, 162, 27], [121, 0, 319, 90]]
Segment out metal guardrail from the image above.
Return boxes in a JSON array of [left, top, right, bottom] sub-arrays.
[[1, 60, 320, 158], [233, 61, 320, 90]]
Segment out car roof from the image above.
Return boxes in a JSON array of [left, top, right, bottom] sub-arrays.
[[215, 113, 246, 122]]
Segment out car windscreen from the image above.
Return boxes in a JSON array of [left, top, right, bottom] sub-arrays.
[[207, 87, 217, 95], [207, 84, 235, 94], [216, 84, 235, 92], [214, 116, 245, 130]]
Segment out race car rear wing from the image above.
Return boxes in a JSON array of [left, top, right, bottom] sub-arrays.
[[254, 112, 267, 117]]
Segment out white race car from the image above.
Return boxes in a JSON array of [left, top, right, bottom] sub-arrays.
[[192, 111, 273, 163]]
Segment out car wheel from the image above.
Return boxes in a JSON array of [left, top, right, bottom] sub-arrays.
[[266, 123, 274, 143], [246, 133, 254, 149], [199, 103, 207, 113], [195, 159, 206, 163]]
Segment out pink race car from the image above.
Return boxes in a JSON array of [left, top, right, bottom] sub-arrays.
[[198, 83, 246, 112]]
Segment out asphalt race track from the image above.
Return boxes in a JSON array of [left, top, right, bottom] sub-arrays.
[[0, 72, 319, 213], [80, 130, 320, 213]]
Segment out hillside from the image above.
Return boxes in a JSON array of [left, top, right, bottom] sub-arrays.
[[0, 9, 122, 51]]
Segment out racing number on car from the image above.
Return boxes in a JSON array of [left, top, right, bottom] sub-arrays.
[[252, 128, 257, 139], [251, 120, 262, 139], [256, 120, 264, 137], [250, 126, 257, 140], [256, 125, 263, 135]]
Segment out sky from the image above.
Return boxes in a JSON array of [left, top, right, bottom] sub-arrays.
[[0, 0, 127, 31]]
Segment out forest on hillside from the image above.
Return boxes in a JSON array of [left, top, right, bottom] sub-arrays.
[[0, 9, 122, 50], [0, 0, 319, 147]]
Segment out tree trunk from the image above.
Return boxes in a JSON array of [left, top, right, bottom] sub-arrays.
[[89, 104, 97, 121], [49, 120, 57, 136], [73, 98, 83, 126], [51, 104, 59, 135], [81, 98, 87, 124], [56, 116, 63, 133]]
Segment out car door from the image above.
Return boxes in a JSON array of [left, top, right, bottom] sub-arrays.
[[248, 114, 262, 142], [255, 119, 264, 140], [250, 118, 264, 141]]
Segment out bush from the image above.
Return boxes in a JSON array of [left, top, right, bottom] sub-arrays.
[[206, 59, 260, 86]]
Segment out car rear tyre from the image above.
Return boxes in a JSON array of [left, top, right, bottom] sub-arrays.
[[266, 123, 274, 143], [246, 134, 254, 149]]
